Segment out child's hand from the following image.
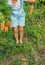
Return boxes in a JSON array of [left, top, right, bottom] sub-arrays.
[[28, 0, 36, 3], [11, 0, 18, 5]]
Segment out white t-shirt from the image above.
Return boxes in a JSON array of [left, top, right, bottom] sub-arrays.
[[7, 0, 27, 9], [7, 0, 27, 15]]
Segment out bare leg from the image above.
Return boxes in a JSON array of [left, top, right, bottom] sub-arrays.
[[19, 26, 24, 43], [14, 26, 19, 43]]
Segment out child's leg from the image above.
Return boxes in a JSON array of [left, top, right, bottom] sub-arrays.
[[19, 26, 24, 43], [14, 26, 19, 43]]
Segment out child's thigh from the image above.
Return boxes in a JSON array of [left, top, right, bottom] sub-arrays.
[[19, 16, 25, 26], [10, 15, 19, 27]]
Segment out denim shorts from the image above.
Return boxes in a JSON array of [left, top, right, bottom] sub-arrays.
[[10, 14, 25, 27]]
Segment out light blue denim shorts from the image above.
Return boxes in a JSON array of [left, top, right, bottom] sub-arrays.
[[10, 14, 25, 27]]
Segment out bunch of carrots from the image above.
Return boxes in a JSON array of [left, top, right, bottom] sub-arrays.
[[1, 21, 12, 32], [29, 0, 36, 14], [30, 5, 34, 14]]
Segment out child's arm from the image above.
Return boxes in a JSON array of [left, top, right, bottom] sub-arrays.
[[28, 0, 36, 3], [7, 0, 12, 7], [24, 0, 36, 3]]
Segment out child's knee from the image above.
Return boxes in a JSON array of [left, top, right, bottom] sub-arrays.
[[14, 27, 18, 33], [19, 26, 24, 31]]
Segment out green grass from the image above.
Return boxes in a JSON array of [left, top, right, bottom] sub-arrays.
[[0, 0, 45, 65]]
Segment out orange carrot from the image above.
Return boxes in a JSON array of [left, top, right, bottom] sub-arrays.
[[8, 21, 12, 29], [5, 26, 8, 32], [1, 21, 6, 30], [30, 5, 34, 14]]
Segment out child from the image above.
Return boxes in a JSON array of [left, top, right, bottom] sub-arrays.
[[7, 0, 35, 43]]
